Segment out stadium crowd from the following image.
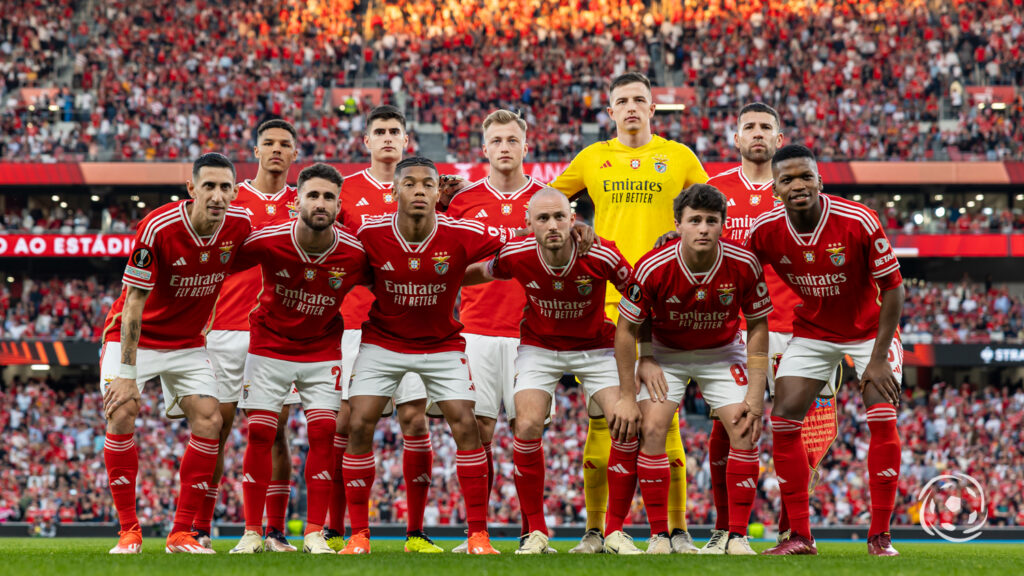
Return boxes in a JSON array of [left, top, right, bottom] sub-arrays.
[[2, 0, 1023, 162], [1, 374, 1021, 529]]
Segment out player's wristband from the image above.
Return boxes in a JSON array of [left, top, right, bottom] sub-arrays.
[[639, 342, 654, 357], [118, 363, 138, 380], [747, 353, 769, 372]]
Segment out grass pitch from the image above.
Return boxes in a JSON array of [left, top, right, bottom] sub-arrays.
[[0, 538, 1021, 576]]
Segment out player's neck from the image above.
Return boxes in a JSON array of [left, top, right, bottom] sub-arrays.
[[252, 170, 288, 196], [741, 160, 773, 184], [487, 170, 528, 194], [368, 160, 397, 184], [186, 202, 217, 237], [786, 201, 824, 233], [539, 239, 574, 268], [616, 129, 653, 149], [397, 212, 436, 243], [681, 241, 718, 273], [296, 222, 333, 253]]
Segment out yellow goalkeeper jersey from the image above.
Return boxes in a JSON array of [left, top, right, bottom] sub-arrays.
[[551, 134, 709, 310]]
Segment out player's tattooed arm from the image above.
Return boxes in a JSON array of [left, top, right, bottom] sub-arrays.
[[119, 286, 151, 365], [861, 283, 906, 405]]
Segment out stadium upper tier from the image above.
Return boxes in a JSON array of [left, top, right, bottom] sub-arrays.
[[1, 0, 1021, 162]]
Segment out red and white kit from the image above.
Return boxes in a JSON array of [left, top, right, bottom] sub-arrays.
[[231, 220, 370, 411], [446, 177, 544, 419], [350, 213, 509, 402], [748, 193, 904, 382], [206, 180, 300, 404], [100, 200, 252, 414], [618, 240, 772, 408], [488, 236, 632, 408]]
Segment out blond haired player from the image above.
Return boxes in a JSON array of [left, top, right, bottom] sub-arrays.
[[549, 71, 709, 553]]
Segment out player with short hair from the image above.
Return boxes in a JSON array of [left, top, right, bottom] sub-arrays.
[[463, 188, 632, 554], [100, 153, 251, 554], [550, 71, 709, 554], [200, 118, 301, 552], [339, 157, 510, 555], [749, 145, 905, 556], [610, 184, 771, 555], [443, 109, 548, 550], [228, 163, 370, 555], [327, 105, 440, 553]]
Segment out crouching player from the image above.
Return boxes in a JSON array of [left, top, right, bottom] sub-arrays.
[[464, 188, 632, 553], [227, 164, 370, 554], [610, 184, 771, 555]]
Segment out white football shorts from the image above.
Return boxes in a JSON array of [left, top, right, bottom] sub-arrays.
[[465, 333, 519, 420], [775, 336, 904, 388], [99, 341, 217, 419], [349, 343, 474, 406], [639, 334, 751, 411], [239, 353, 343, 412]]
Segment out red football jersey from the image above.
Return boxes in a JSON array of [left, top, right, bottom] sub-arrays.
[[709, 165, 799, 333], [488, 236, 631, 351], [209, 180, 298, 331], [446, 177, 546, 338], [748, 194, 902, 343], [103, 200, 252, 349], [357, 213, 510, 353], [232, 220, 370, 362], [338, 169, 397, 331], [618, 240, 772, 350]]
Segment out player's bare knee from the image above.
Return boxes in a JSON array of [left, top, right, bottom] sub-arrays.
[[514, 416, 544, 440], [106, 405, 138, 434]]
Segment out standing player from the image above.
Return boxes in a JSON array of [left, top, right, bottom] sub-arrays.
[[550, 71, 709, 553], [463, 188, 633, 554], [444, 110, 547, 549], [200, 119, 301, 552], [610, 184, 771, 555], [339, 157, 509, 555], [227, 164, 370, 554], [327, 105, 439, 553], [748, 145, 905, 556], [100, 153, 251, 554]]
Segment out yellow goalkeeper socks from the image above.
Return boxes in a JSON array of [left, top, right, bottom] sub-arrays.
[[582, 416, 611, 532], [666, 411, 688, 532]]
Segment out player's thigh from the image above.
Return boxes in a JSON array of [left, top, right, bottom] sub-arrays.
[[99, 341, 151, 397], [239, 354, 301, 413], [417, 351, 475, 405], [159, 347, 220, 419], [205, 330, 249, 404], [567, 348, 620, 416], [638, 353, 692, 406], [513, 345, 561, 423], [294, 359, 344, 411], [348, 343, 404, 400]]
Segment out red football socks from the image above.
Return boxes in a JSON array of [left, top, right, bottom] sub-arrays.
[[604, 438, 639, 535], [329, 433, 348, 533], [456, 448, 489, 534], [637, 451, 670, 536], [866, 403, 901, 536], [343, 452, 376, 535], [512, 437, 547, 534], [770, 415, 811, 538], [171, 434, 220, 534], [726, 447, 759, 535], [303, 409, 337, 534], [403, 434, 433, 533], [709, 420, 731, 531], [242, 410, 278, 533], [104, 433, 139, 531]]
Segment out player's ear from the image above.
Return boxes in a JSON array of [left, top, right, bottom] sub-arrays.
[[186, 180, 197, 199], [227, 183, 239, 202]]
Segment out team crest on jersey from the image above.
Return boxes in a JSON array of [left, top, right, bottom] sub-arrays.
[[653, 154, 668, 173], [553, 280, 564, 291], [304, 268, 316, 281], [218, 244, 233, 264], [328, 269, 346, 290], [826, 244, 846, 266], [286, 203, 298, 218], [750, 195, 762, 206], [774, 198, 783, 207], [717, 284, 736, 306], [696, 287, 708, 301], [803, 250, 816, 263], [501, 203, 513, 215], [383, 192, 395, 204], [199, 251, 210, 264], [433, 254, 450, 275], [266, 204, 277, 215], [575, 277, 593, 296], [630, 159, 641, 170], [408, 258, 421, 271]]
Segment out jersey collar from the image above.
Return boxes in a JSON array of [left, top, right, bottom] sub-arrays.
[[675, 239, 722, 285], [361, 169, 392, 190], [390, 212, 437, 253], [289, 219, 338, 264], [784, 193, 831, 247], [180, 201, 226, 247], [535, 237, 578, 277], [241, 179, 292, 201], [736, 168, 773, 192], [484, 175, 533, 200]]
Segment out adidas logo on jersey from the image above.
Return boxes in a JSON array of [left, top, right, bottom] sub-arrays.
[[347, 479, 367, 488], [355, 197, 369, 207], [276, 269, 291, 278], [381, 261, 395, 271], [727, 198, 737, 207], [173, 257, 187, 266], [666, 295, 681, 303], [474, 209, 489, 218], [735, 478, 757, 489], [608, 464, 630, 474], [600, 160, 613, 169], [312, 471, 333, 481], [525, 281, 540, 289], [780, 255, 792, 264], [110, 476, 131, 486], [876, 468, 898, 478]]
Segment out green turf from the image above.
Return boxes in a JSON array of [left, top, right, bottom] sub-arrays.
[[0, 538, 1021, 576]]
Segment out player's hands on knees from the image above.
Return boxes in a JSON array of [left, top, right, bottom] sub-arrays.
[[571, 221, 599, 253], [438, 175, 467, 210], [637, 356, 668, 402], [103, 377, 141, 419], [609, 398, 641, 442], [653, 230, 679, 248], [733, 396, 764, 443], [859, 359, 900, 405]]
